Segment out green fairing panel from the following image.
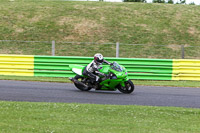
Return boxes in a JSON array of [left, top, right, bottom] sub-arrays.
[[99, 65, 110, 74], [100, 79, 120, 90]]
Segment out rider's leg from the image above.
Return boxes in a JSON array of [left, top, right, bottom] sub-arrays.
[[83, 68, 99, 82], [87, 72, 100, 82]]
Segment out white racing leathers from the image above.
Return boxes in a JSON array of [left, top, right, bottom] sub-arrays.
[[83, 60, 111, 82]]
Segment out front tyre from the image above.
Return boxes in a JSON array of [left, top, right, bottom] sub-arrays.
[[74, 75, 92, 91], [118, 80, 134, 94]]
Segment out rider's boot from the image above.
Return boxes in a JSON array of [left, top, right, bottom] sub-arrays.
[[94, 77, 102, 90]]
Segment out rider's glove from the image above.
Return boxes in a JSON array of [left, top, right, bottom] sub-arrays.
[[104, 74, 109, 77]]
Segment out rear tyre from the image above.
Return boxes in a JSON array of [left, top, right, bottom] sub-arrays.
[[118, 80, 134, 94], [74, 75, 92, 91]]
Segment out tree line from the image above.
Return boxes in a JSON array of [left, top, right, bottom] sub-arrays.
[[123, 0, 196, 5]]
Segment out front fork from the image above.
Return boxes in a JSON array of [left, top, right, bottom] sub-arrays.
[[120, 76, 129, 87]]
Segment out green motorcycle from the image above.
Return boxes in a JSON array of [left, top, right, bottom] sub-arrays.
[[69, 61, 134, 94]]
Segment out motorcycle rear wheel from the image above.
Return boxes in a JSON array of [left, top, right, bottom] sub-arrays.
[[118, 80, 134, 94], [74, 75, 92, 91]]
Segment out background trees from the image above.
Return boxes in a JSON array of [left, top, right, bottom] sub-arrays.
[[123, 0, 146, 2]]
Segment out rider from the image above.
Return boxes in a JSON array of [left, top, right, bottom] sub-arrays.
[[83, 53, 112, 83]]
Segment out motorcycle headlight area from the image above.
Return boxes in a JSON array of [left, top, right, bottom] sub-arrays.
[[109, 72, 117, 79]]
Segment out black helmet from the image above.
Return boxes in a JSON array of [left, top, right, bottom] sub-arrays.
[[94, 53, 103, 64]]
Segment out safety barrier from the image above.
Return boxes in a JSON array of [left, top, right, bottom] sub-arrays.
[[34, 55, 173, 80], [172, 59, 200, 81], [0, 54, 34, 76], [0, 54, 200, 81]]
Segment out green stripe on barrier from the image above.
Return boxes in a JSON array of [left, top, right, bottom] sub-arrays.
[[2, 54, 200, 81], [34, 55, 173, 80], [34, 70, 74, 77]]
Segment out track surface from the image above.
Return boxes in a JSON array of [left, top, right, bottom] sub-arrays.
[[0, 80, 200, 108]]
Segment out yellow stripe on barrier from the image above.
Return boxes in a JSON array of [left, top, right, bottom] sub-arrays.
[[178, 74, 200, 81], [0, 54, 34, 62], [0, 62, 34, 69], [0, 54, 34, 76], [172, 59, 200, 81], [172, 59, 179, 80], [0, 69, 34, 76]]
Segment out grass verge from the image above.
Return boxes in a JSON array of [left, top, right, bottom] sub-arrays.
[[1, 1, 200, 58], [0, 75, 200, 88], [0, 101, 200, 133]]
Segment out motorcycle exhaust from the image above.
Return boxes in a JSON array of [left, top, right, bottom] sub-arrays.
[[69, 78, 88, 88]]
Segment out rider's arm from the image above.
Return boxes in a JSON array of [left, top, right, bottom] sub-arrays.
[[103, 59, 112, 65], [94, 62, 107, 77], [95, 71, 105, 77]]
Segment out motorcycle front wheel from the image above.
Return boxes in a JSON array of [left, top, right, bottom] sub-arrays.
[[74, 75, 92, 91], [118, 80, 134, 94]]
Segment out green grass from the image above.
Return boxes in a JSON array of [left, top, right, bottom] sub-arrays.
[[0, 101, 200, 133], [1, 2, 200, 131], [0, 75, 70, 83], [134, 80, 200, 88], [0, 1, 200, 58], [1, 75, 200, 88]]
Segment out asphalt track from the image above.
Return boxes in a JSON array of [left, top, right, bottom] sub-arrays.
[[0, 80, 200, 108]]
